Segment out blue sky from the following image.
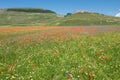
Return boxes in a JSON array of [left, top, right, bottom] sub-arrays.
[[0, 0, 120, 16]]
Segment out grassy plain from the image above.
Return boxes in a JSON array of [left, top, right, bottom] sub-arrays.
[[0, 26, 120, 80]]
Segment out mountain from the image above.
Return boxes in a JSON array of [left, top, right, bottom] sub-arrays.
[[57, 12, 120, 26], [0, 8, 120, 26], [0, 8, 61, 26]]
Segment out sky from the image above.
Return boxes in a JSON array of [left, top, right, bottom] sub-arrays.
[[0, 0, 120, 16]]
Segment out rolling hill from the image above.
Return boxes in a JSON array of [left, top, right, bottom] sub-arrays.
[[0, 8, 62, 26], [57, 12, 120, 26], [0, 8, 120, 26]]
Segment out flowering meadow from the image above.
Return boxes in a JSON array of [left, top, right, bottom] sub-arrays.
[[0, 26, 120, 80]]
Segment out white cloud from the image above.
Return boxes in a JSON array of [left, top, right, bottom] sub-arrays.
[[115, 12, 120, 17]]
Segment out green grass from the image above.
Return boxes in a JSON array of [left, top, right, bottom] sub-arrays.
[[0, 10, 62, 26], [58, 13, 120, 26], [0, 30, 120, 80]]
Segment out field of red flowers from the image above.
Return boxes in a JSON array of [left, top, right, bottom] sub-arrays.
[[0, 26, 89, 44], [0, 26, 120, 80]]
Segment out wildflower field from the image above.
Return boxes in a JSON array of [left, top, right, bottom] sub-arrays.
[[0, 26, 120, 80]]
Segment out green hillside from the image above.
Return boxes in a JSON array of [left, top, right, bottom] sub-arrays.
[[0, 8, 120, 26], [0, 8, 62, 26], [57, 12, 120, 26]]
